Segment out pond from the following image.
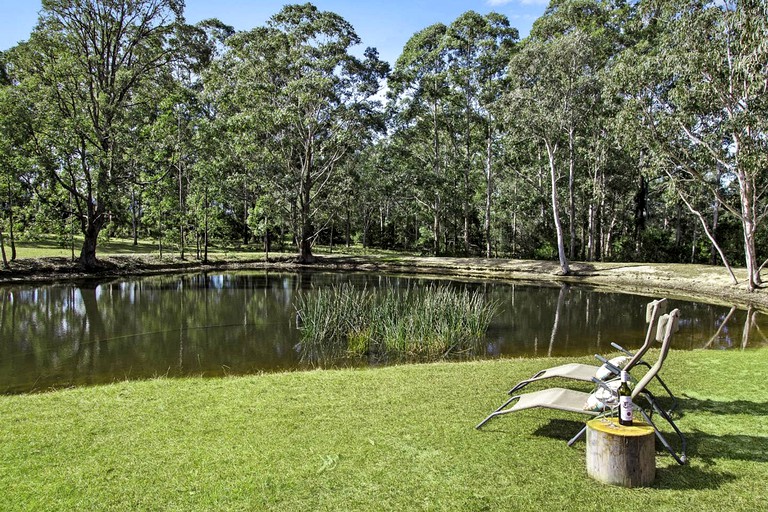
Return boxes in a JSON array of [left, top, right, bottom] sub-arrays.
[[1, 270, 765, 394]]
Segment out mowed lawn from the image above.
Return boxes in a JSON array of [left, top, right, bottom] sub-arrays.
[[0, 349, 766, 511]]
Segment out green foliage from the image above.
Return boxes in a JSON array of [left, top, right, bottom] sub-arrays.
[[1, 1, 767, 276], [534, 241, 557, 261]]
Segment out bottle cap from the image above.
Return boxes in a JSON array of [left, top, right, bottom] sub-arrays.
[[621, 370, 629, 382]]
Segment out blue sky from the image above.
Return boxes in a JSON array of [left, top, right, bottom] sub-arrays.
[[0, 0, 549, 65]]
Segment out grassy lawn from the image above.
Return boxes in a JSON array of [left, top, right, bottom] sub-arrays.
[[8, 235, 406, 261], [10, 236, 161, 259], [1, 348, 766, 511]]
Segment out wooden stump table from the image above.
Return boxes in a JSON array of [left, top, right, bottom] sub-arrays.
[[586, 418, 656, 487]]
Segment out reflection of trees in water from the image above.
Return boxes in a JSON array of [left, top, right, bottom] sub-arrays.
[[486, 284, 648, 358], [1, 271, 767, 393], [0, 272, 304, 392], [700, 305, 768, 349], [548, 284, 566, 357]]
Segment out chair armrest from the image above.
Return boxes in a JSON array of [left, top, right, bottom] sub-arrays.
[[610, 342, 633, 355]]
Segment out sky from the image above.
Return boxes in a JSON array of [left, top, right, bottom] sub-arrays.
[[0, 0, 549, 66]]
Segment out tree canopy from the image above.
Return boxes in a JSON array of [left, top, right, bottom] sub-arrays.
[[1, 0, 766, 288]]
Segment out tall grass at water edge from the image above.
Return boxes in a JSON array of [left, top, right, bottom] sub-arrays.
[[294, 284, 498, 361]]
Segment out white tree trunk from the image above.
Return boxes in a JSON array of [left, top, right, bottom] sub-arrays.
[[545, 140, 570, 275]]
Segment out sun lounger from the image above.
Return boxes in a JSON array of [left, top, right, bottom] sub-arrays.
[[476, 309, 687, 465], [499, 298, 678, 412]]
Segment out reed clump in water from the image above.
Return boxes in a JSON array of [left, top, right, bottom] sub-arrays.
[[295, 284, 498, 361]]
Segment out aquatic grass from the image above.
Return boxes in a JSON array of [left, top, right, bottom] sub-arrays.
[[295, 283, 499, 362], [293, 285, 372, 363]]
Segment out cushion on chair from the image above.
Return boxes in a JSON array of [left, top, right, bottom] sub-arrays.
[[594, 356, 630, 381], [583, 379, 621, 412]]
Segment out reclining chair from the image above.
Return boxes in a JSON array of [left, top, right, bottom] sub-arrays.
[[495, 298, 678, 413], [476, 309, 687, 465]]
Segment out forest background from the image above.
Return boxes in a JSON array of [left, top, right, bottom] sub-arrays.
[[0, 0, 766, 290]]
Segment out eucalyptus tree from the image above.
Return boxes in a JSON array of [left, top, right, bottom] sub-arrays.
[[503, 29, 601, 274], [444, 11, 517, 257], [388, 23, 451, 255], [614, 0, 768, 289], [207, 3, 388, 262], [525, 0, 622, 263], [165, 19, 234, 259], [12, 0, 184, 268]]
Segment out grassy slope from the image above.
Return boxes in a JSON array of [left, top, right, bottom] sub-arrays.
[[1, 349, 766, 511]]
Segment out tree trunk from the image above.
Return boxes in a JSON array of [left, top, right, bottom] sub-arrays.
[[299, 225, 313, 262], [177, 119, 186, 260], [463, 139, 471, 256], [588, 147, 603, 262], [131, 187, 139, 246], [345, 204, 351, 248], [298, 168, 315, 263], [242, 180, 250, 246], [433, 196, 441, 256], [634, 169, 648, 254], [432, 90, 441, 257], [484, 117, 493, 259], [7, 179, 16, 261], [178, 163, 185, 260], [203, 186, 209, 264], [545, 140, 570, 275], [330, 221, 334, 254], [262, 211, 270, 261], [710, 191, 720, 266], [737, 167, 761, 290], [79, 220, 101, 269], [568, 125, 576, 259], [0, 229, 8, 269]]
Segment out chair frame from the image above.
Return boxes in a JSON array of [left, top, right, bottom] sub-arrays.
[[476, 310, 687, 465]]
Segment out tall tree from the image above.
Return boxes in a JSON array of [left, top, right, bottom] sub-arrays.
[[208, 3, 387, 262], [616, 0, 768, 289], [503, 29, 599, 275], [15, 0, 183, 268], [389, 23, 451, 256], [444, 11, 517, 257]]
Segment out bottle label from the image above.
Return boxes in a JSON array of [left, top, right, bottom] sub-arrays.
[[619, 396, 633, 423]]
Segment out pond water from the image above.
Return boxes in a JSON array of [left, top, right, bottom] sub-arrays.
[[1, 270, 765, 394]]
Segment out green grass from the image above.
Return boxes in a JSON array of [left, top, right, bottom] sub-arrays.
[[8, 234, 383, 261], [1, 349, 767, 511], [8, 235, 279, 261], [295, 284, 498, 361], [10, 235, 163, 259]]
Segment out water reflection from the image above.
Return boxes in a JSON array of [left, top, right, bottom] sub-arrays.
[[0, 271, 765, 394]]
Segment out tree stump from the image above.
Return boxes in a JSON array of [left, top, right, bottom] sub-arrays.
[[586, 418, 656, 487]]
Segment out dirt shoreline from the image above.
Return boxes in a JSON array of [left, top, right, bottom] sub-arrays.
[[1, 253, 766, 311]]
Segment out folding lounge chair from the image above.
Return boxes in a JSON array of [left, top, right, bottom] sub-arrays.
[[499, 298, 678, 412], [476, 309, 688, 465]]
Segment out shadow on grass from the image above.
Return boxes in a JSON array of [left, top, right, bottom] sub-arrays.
[[529, 419, 746, 490], [683, 430, 768, 464], [17, 238, 71, 250], [18, 237, 155, 254], [676, 396, 768, 416], [653, 465, 737, 490], [532, 419, 768, 463]]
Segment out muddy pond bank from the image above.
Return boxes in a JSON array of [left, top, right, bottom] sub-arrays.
[[1, 253, 766, 312]]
